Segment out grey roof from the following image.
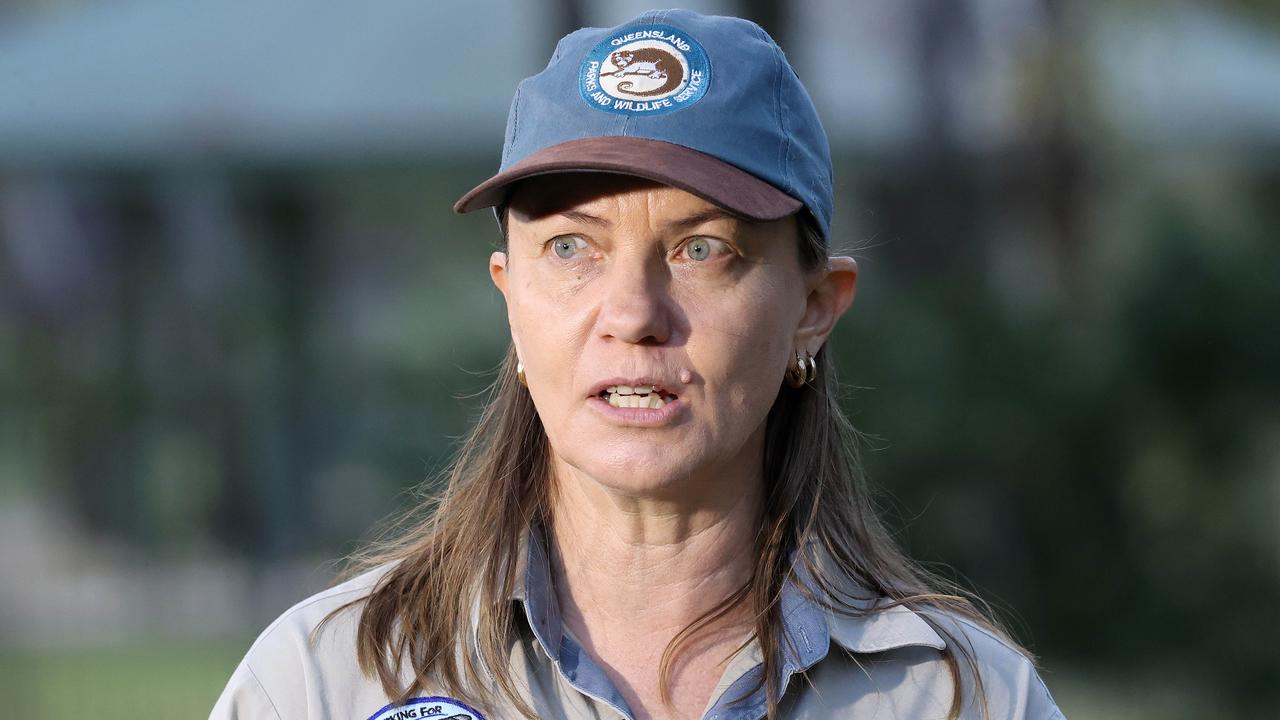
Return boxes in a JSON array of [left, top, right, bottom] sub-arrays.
[[1, 0, 1277, 167], [0, 0, 552, 165], [1090, 2, 1280, 148], [791, 0, 1280, 151]]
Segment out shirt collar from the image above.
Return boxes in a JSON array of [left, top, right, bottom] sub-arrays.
[[700, 551, 945, 719], [796, 546, 946, 654]]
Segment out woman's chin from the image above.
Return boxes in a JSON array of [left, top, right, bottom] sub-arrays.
[[560, 450, 714, 499]]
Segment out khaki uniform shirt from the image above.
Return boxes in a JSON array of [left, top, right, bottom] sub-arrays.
[[212, 529, 1064, 719]]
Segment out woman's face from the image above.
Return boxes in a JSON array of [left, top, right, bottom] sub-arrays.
[[491, 174, 854, 499]]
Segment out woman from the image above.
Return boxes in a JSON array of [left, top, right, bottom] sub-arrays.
[[213, 10, 1063, 720]]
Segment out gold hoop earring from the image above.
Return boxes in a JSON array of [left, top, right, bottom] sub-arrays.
[[785, 350, 815, 388], [516, 361, 527, 387]]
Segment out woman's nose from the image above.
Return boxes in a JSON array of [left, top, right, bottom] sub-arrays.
[[595, 252, 672, 345]]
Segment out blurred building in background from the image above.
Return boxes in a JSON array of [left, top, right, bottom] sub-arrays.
[[1, 1, 1278, 718]]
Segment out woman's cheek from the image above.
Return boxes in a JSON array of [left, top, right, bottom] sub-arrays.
[[511, 271, 588, 325], [693, 275, 790, 345], [534, 257, 604, 299]]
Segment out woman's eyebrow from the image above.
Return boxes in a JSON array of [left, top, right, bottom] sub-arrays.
[[550, 207, 737, 230], [557, 210, 611, 227], [662, 208, 738, 232]]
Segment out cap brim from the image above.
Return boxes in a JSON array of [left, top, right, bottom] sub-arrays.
[[453, 136, 802, 221]]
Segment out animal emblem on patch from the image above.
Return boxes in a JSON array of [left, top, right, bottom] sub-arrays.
[[600, 48, 683, 97], [579, 23, 711, 116]]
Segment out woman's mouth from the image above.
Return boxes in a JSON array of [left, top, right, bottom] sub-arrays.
[[597, 384, 679, 409], [587, 380, 687, 427]]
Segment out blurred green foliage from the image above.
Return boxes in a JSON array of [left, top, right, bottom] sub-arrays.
[[834, 159, 1280, 715]]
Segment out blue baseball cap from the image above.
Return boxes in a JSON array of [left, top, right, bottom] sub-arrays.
[[454, 9, 834, 241]]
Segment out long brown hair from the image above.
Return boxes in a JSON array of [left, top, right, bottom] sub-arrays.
[[321, 213, 1024, 719]]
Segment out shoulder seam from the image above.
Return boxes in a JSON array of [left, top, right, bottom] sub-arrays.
[[246, 661, 286, 720], [1027, 666, 1067, 717], [928, 611, 1064, 715]]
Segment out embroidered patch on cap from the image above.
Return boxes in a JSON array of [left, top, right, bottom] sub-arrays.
[[365, 696, 486, 720], [579, 24, 710, 116]]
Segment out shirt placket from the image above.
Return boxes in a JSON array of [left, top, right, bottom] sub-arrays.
[[702, 582, 831, 720], [521, 526, 637, 720]]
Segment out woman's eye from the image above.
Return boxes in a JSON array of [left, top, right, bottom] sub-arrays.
[[681, 237, 723, 262], [551, 236, 586, 259]]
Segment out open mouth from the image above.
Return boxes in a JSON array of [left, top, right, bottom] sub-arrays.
[[596, 384, 679, 409]]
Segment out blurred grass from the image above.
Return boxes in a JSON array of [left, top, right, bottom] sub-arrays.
[[1049, 669, 1221, 720], [0, 638, 251, 719]]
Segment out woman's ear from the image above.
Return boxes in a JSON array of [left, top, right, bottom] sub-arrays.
[[490, 250, 510, 301], [490, 250, 520, 352], [794, 256, 858, 352]]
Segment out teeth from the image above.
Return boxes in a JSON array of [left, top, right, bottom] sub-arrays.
[[605, 390, 668, 408], [606, 384, 657, 395]]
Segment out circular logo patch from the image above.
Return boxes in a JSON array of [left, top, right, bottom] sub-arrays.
[[365, 696, 486, 720], [579, 24, 711, 116]]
